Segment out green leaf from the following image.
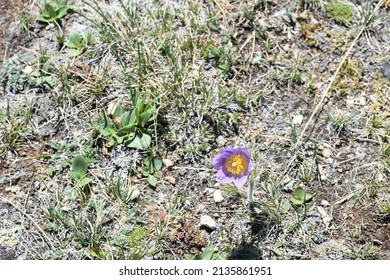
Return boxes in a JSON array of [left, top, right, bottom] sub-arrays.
[[291, 196, 304, 206], [68, 49, 82, 57], [121, 111, 133, 126], [282, 202, 291, 212], [139, 110, 153, 126], [125, 130, 151, 149], [90, 247, 106, 260], [46, 4, 56, 19], [293, 186, 306, 201], [66, 32, 82, 48], [147, 175, 157, 186], [70, 171, 81, 181], [72, 155, 88, 178], [58, 0, 68, 7], [79, 177, 92, 187], [152, 158, 162, 172], [201, 246, 215, 260], [117, 123, 135, 134], [113, 105, 124, 118], [56, 6, 69, 19]]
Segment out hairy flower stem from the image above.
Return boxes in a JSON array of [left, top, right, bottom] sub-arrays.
[[247, 174, 255, 203]]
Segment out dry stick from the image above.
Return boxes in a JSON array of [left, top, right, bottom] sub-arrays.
[[1, 197, 55, 251], [280, 0, 384, 180]]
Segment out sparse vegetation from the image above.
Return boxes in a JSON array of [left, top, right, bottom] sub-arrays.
[[0, 0, 389, 260]]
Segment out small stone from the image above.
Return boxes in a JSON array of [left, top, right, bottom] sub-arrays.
[[281, 177, 295, 192], [381, 59, 390, 78], [292, 114, 304, 126], [298, 10, 309, 20], [312, 233, 327, 245], [322, 148, 332, 158], [318, 206, 332, 227], [23, 65, 33, 75], [335, 139, 342, 147], [163, 159, 174, 168], [213, 190, 224, 203], [320, 199, 330, 207], [200, 215, 217, 230], [165, 176, 176, 184], [216, 136, 226, 147], [225, 3, 234, 11], [346, 98, 354, 108], [205, 188, 215, 194]]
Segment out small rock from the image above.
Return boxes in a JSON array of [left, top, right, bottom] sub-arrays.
[[225, 3, 234, 11], [292, 114, 304, 126], [298, 10, 309, 20], [318, 206, 332, 227], [312, 233, 327, 245], [346, 98, 354, 108], [335, 139, 342, 147], [281, 177, 295, 192], [320, 199, 330, 207], [22, 65, 33, 75], [381, 59, 390, 78], [165, 176, 176, 185], [163, 159, 174, 168], [322, 148, 332, 158], [213, 190, 224, 203], [205, 188, 215, 194], [216, 136, 226, 147], [200, 215, 217, 230]]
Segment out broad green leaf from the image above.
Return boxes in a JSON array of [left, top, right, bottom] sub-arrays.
[[117, 123, 135, 134], [70, 171, 81, 181], [290, 196, 304, 206], [113, 105, 124, 118], [90, 247, 106, 260], [56, 6, 69, 19], [282, 202, 291, 212], [68, 49, 82, 57], [113, 133, 125, 144], [79, 177, 92, 187], [139, 110, 153, 126], [147, 175, 157, 186], [293, 186, 306, 201], [46, 4, 56, 19], [125, 131, 151, 149], [121, 111, 132, 126], [72, 155, 88, 177], [66, 32, 82, 48], [201, 246, 215, 260], [152, 158, 162, 172], [58, 0, 68, 7]]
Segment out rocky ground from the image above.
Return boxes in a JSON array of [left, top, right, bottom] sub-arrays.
[[0, 0, 389, 260]]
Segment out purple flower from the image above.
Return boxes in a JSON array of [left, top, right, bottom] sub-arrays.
[[212, 147, 253, 189]]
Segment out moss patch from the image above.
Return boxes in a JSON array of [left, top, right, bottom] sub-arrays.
[[325, 2, 353, 26]]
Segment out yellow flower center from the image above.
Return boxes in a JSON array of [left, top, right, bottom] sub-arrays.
[[225, 154, 248, 176]]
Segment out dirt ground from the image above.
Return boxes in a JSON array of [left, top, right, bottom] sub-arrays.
[[0, 0, 30, 68]]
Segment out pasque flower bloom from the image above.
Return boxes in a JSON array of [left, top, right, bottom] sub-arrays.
[[212, 147, 253, 189]]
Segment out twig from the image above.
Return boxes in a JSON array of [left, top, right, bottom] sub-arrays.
[[1, 197, 55, 250], [278, 0, 384, 181], [295, 0, 384, 148]]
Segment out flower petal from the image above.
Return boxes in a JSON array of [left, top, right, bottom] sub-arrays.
[[217, 169, 234, 184], [233, 174, 249, 189]]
